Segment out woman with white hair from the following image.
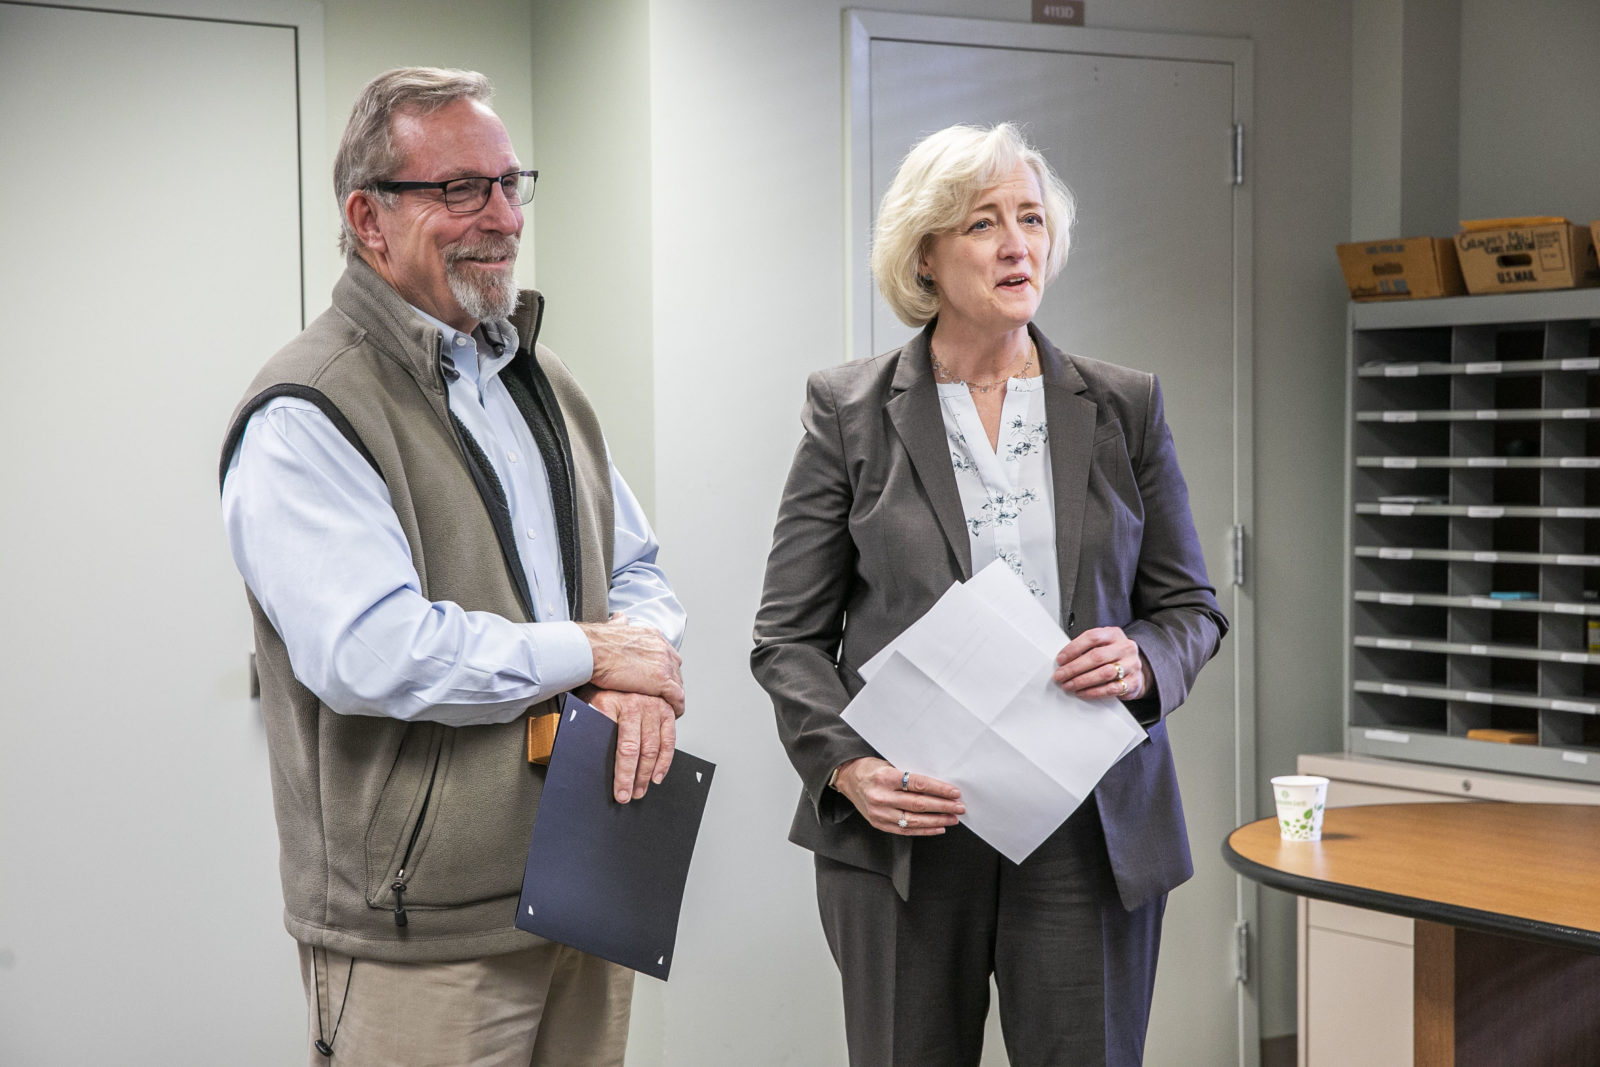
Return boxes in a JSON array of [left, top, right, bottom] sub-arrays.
[[752, 123, 1227, 1065]]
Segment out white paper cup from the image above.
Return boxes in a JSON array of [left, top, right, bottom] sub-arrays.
[[1271, 775, 1328, 841]]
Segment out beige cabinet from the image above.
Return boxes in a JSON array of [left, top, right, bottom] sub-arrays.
[[1293, 753, 1600, 1066]]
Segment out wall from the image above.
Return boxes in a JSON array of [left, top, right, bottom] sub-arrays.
[[590, 0, 1351, 1056], [307, 3, 1600, 1054], [528, 0, 656, 514], [319, 0, 537, 309], [1458, 0, 1600, 222], [39, 0, 1600, 1059]]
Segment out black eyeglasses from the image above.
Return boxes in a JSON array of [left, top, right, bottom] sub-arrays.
[[370, 169, 538, 213]]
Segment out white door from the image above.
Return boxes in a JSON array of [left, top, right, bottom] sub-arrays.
[[0, 3, 312, 1061], [851, 14, 1256, 1065]]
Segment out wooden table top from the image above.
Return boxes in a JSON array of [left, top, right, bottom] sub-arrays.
[[1223, 803, 1600, 952]]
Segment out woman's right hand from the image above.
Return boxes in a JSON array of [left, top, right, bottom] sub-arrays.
[[833, 757, 965, 836]]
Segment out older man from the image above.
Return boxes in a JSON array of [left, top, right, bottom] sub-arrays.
[[220, 68, 684, 1065]]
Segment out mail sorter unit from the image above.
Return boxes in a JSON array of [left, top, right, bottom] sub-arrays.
[[1346, 288, 1600, 783]]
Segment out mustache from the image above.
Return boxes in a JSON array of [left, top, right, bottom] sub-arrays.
[[444, 235, 520, 265]]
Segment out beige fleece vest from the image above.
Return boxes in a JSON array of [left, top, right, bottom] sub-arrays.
[[222, 259, 614, 962]]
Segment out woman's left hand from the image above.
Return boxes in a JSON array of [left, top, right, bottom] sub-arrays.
[[1054, 626, 1145, 701]]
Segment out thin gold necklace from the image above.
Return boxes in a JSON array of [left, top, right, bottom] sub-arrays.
[[930, 342, 1034, 395]]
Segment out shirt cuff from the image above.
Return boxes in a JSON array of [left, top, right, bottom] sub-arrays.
[[524, 620, 595, 695]]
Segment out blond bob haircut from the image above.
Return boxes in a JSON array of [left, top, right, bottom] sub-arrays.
[[334, 67, 495, 257], [870, 123, 1075, 328]]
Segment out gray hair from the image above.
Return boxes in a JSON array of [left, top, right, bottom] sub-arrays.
[[870, 123, 1075, 328], [334, 67, 495, 256]]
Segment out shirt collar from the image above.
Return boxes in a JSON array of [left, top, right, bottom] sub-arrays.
[[409, 306, 520, 388]]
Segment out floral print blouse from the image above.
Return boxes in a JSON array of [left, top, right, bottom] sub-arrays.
[[937, 376, 1061, 625]]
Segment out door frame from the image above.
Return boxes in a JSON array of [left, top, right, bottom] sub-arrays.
[[32, 0, 328, 326], [843, 11, 1259, 1063]]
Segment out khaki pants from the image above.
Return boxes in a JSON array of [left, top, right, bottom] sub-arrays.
[[298, 941, 633, 1066]]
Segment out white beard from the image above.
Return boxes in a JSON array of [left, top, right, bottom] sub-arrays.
[[444, 235, 520, 323]]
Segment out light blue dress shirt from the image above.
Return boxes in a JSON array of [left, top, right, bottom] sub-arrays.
[[222, 309, 684, 727]]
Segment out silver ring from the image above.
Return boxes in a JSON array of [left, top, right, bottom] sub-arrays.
[[897, 815, 909, 829], [1117, 679, 1129, 697], [1114, 663, 1126, 681], [900, 770, 911, 791]]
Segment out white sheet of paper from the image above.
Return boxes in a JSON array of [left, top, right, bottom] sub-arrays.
[[843, 562, 1149, 861], [963, 560, 1148, 762], [862, 581, 1046, 723]]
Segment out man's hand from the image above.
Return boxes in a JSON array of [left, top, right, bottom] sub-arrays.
[[577, 614, 684, 717], [578, 686, 677, 803]]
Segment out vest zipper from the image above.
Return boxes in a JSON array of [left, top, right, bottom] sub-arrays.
[[391, 759, 440, 927]]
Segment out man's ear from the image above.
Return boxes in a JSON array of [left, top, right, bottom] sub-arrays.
[[345, 190, 387, 253]]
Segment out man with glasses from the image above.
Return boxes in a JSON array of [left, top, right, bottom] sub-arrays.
[[219, 67, 685, 1065]]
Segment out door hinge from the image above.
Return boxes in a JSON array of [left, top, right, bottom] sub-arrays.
[[1231, 123, 1245, 186], [1234, 920, 1250, 983], [1231, 524, 1246, 587]]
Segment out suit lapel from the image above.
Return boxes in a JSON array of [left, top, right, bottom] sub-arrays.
[[1037, 326, 1096, 628], [885, 326, 973, 579]]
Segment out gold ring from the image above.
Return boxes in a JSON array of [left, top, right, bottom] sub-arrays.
[[1114, 663, 1126, 681], [1117, 679, 1129, 697]]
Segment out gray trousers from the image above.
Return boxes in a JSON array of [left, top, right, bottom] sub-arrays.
[[815, 800, 1165, 1067]]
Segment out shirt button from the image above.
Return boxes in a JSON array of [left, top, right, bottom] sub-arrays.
[[546, 604, 556, 615], [526, 528, 537, 539], [507, 450, 519, 464]]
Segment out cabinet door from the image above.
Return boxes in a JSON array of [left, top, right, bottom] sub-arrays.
[[1298, 777, 1470, 1066], [1305, 924, 1415, 1067]]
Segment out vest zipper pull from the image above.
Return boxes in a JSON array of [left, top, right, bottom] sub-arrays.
[[392, 873, 408, 927]]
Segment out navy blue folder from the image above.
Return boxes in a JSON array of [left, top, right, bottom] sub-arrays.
[[515, 693, 715, 980]]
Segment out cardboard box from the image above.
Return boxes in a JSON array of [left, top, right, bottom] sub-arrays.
[[1454, 217, 1600, 294], [1336, 237, 1466, 301]]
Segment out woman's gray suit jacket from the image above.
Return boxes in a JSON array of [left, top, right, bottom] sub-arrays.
[[752, 322, 1228, 911]]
